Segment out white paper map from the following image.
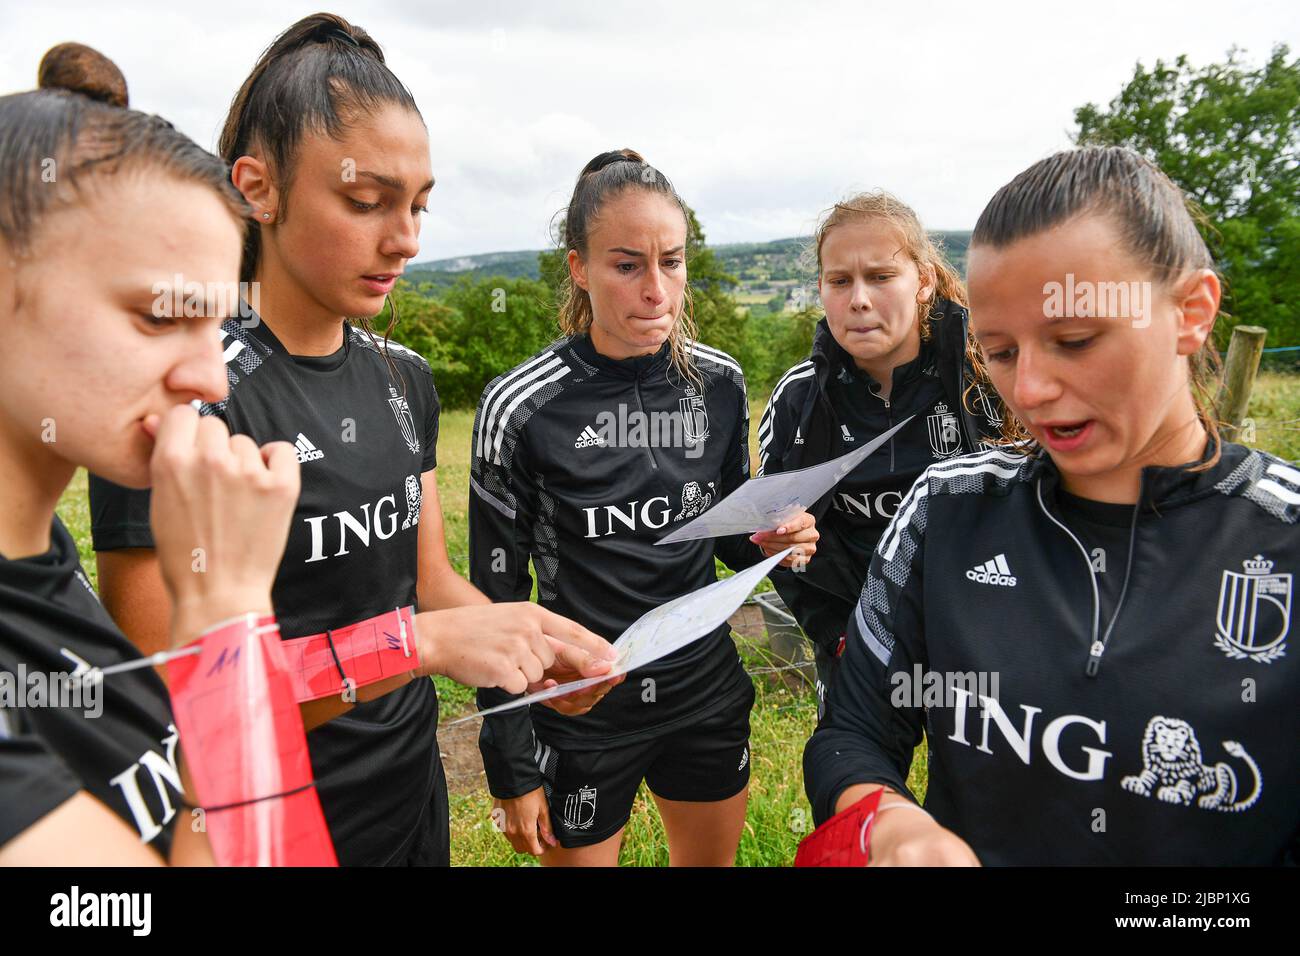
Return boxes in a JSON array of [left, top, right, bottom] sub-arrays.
[[448, 548, 793, 724], [654, 416, 914, 546]]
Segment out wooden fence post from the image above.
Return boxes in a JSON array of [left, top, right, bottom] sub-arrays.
[[1215, 325, 1267, 442]]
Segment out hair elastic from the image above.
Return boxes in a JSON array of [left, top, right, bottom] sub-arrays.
[[327, 26, 361, 49]]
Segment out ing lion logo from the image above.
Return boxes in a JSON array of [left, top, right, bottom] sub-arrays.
[[400, 474, 422, 530], [674, 480, 714, 521], [1120, 716, 1261, 813]]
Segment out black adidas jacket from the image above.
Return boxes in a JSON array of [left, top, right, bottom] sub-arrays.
[[757, 299, 1001, 653], [1, 518, 183, 855], [804, 441, 1300, 865], [469, 333, 764, 799]]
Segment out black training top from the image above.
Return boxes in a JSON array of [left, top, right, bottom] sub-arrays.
[[757, 301, 1002, 652], [805, 442, 1300, 864], [1, 517, 182, 856], [468, 334, 763, 799], [88, 314, 440, 866]]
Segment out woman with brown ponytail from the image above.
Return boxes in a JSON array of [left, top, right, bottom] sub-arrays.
[[468, 149, 819, 865], [85, 14, 614, 867]]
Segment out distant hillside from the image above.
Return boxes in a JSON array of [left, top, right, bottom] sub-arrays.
[[407, 249, 541, 290], [408, 231, 971, 302], [718, 232, 971, 311], [716, 232, 971, 281]]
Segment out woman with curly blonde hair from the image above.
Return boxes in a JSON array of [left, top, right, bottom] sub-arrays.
[[758, 191, 1000, 715]]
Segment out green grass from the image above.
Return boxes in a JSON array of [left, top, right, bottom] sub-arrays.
[[1242, 371, 1300, 462], [52, 373, 1300, 866], [56, 468, 96, 583], [446, 638, 929, 868]]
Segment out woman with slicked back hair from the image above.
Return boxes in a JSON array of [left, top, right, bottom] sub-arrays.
[[469, 149, 819, 866], [87, 13, 614, 867], [804, 147, 1300, 866]]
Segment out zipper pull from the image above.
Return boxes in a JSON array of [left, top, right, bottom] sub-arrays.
[[1085, 641, 1104, 678]]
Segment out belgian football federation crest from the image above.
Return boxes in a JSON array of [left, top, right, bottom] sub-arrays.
[[562, 786, 597, 830], [973, 384, 1003, 427], [927, 403, 962, 459], [386, 385, 421, 456], [1215, 555, 1290, 664], [679, 385, 709, 447]]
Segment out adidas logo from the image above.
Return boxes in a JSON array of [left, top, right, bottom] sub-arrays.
[[294, 433, 325, 463], [793, 428, 804, 445], [574, 425, 606, 449], [966, 553, 1017, 587], [738, 746, 749, 771], [841, 424, 855, 442]]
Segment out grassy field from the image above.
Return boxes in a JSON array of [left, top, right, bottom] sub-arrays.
[[1240, 372, 1300, 461], [54, 371, 1300, 866]]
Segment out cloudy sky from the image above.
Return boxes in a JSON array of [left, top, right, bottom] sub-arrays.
[[2, 0, 1295, 261]]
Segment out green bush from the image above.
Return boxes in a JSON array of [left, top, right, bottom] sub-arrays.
[[384, 276, 562, 409]]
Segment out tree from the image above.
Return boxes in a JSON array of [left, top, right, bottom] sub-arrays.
[[538, 244, 567, 296], [383, 276, 558, 409], [1073, 45, 1300, 346], [378, 283, 463, 390], [683, 206, 753, 370], [439, 276, 558, 408]]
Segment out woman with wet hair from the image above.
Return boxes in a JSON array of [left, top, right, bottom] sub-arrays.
[[804, 146, 1300, 865], [86, 14, 612, 867], [0, 41, 303, 864], [470, 149, 819, 865]]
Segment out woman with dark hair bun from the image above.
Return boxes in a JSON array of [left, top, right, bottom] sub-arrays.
[[804, 146, 1300, 866], [37, 42, 128, 106], [0, 42, 298, 864], [470, 148, 819, 866], [86, 13, 614, 867]]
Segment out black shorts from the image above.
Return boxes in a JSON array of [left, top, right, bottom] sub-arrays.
[[385, 754, 450, 867], [534, 683, 755, 849]]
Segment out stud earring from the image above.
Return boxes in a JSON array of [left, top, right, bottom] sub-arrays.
[[262, 212, 271, 220]]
